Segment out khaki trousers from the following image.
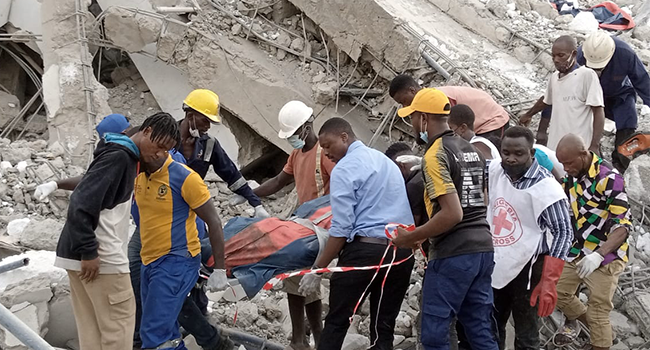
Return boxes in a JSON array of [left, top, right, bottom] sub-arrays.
[[555, 259, 626, 347], [67, 271, 135, 350]]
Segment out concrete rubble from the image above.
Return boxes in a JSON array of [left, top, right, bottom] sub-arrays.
[[0, 0, 650, 348]]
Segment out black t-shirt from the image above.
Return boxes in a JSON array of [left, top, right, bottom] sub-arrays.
[[422, 130, 493, 259], [405, 169, 428, 227]]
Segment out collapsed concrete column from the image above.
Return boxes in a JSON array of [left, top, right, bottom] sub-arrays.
[[40, 0, 112, 167]]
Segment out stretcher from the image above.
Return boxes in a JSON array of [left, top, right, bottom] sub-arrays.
[[201, 195, 332, 301]]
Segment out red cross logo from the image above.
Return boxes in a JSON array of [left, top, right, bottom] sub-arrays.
[[493, 209, 513, 236], [491, 197, 523, 247]]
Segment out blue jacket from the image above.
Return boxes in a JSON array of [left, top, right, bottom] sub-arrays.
[[578, 37, 650, 106]]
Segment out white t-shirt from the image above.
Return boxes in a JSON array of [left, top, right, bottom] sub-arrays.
[[471, 135, 501, 160], [543, 66, 604, 151]]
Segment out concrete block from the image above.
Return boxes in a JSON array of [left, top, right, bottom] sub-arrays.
[[1, 277, 53, 307], [17, 218, 63, 251], [1, 301, 49, 349], [44, 293, 77, 348], [514, 45, 537, 63], [625, 155, 650, 206], [342, 333, 370, 350]]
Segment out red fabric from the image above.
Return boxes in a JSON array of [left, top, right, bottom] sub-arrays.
[[225, 218, 316, 271], [308, 206, 333, 229], [591, 1, 635, 30]]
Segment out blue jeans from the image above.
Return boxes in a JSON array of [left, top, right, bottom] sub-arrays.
[[421, 252, 498, 350], [140, 254, 200, 349]]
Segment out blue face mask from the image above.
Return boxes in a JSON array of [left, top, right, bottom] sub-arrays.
[[419, 131, 429, 144], [287, 135, 305, 149]]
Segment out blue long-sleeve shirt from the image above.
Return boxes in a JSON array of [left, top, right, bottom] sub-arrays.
[[182, 132, 261, 207], [329, 141, 414, 241], [578, 37, 650, 107]]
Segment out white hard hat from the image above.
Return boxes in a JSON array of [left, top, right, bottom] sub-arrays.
[[277, 101, 314, 139], [583, 32, 615, 69]]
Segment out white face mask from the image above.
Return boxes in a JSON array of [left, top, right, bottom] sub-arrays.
[[189, 116, 200, 138]]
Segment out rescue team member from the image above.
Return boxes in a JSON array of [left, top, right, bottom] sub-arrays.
[[178, 89, 269, 218], [136, 147, 232, 350], [578, 32, 650, 172], [389, 74, 510, 140], [486, 126, 572, 350], [519, 35, 605, 152], [253, 101, 335, 350], [385, 142, 427, 227], [298, 118, 415, 350], [392, 88, 498, 350], [447, 104, 500, 160], [553, 134, 631, 350], [34, 113, 132, 199], [54, 113, 180, 350]]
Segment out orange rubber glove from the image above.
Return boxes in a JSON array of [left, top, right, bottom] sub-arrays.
[[530, 255, 565, 317]]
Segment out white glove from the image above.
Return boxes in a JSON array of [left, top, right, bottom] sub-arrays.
[[298, 273, 322, 295], [254, 205, 270, 218], [228, 194, 247, 206], [395, 155, 422, 171], [34, 181, 58, 201], [576, 252, 604, 279], [206, 269, 229, 291]]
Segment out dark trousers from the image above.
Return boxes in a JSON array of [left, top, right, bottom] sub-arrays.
[[493, 257, 544, 350], [421, 252, 498, 350], [128, 231, 221, 349], [319, 240, 414, 350]]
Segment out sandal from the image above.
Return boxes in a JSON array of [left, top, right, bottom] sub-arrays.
[[553, 319, 581, 346]]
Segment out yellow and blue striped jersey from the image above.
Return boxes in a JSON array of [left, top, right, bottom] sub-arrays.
[[135, 155, 211, 265]]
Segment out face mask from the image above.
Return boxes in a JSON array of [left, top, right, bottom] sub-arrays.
[[416, 116, 428, 145], [419, 131, 429, 144], [287, 135, 305, 149], [501, 162, 528, 179], [189, 116, 200, 138], [558, 51, 576, 72]]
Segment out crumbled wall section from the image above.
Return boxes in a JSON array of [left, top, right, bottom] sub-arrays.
[[40, 0, 112, 167], [286, 0, 419, 79]]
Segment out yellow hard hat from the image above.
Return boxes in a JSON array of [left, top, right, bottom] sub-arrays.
[[183, 89, 221, 123]]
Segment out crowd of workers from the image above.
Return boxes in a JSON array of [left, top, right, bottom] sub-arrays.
[[39, 29, 650, 350]]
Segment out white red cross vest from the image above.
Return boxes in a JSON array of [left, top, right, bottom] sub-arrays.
[[487, 160, 566, 289]]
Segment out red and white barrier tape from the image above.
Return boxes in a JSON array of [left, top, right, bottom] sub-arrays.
[[261, 222, 422, 348]]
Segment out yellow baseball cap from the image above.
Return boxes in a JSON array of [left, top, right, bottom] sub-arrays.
[[397, 88, 451, 118]]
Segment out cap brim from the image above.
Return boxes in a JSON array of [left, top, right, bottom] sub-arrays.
[[397, 106, 416, 118]]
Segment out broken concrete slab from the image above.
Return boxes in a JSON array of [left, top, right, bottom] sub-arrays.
[[104, 7, 162, 52], [286, 0, 419, 79], [15, 218, 63, 251]]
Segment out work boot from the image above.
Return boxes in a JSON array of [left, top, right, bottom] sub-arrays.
[[211, 335, 234, 350]]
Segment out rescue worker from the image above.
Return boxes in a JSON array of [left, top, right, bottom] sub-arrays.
[[447, 104, 500, 160], [178, 89, 269, 218], [253, 100, 336, 350], [578, 32, 650, 172], [299, 118, 415, 350], [486, 126, 572, 350], [389, 75, 510, 140], [392, 88, 498, 349], [384, 142, 427, 227], [54, 113, 180, 350], [519, 35, 605, 152], [136, 145, 231, 350], [553, 134, 631, 350], [34, 113, 132, 198]]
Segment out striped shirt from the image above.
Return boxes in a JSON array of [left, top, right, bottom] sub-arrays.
[[486, 159, 573, 259], [562, 153, 631, 263]]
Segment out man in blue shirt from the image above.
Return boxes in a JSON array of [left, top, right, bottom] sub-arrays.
[[577, 32, 650, 172], [298, 117, 415, 350]]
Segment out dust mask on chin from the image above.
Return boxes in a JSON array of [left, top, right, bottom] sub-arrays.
[[287, 135, 305, 149], [189, 116, 200, 138]]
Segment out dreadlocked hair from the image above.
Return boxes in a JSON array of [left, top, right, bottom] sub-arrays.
[[139, 112, 180, 148]]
